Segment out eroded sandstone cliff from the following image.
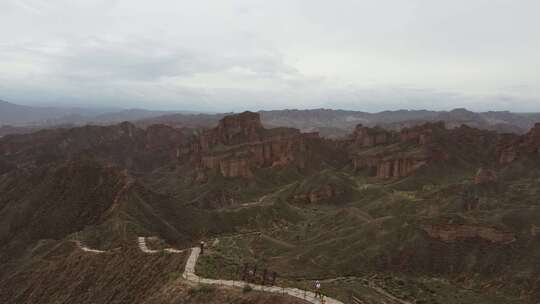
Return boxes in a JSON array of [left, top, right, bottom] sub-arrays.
[[180, 112, 320, 179], [351, 122, 448, 179], [497, 123, 540, 164]]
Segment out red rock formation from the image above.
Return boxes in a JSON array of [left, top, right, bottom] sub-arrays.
[[496, 123, 540, 164], [376, 158, 429, 179], [399, 121, 444, 144], [199, 111, 264, 150], [354, 155, 429, 179], [352, 122, 489, 179], [474, 168, 498, 184], [351, 123, 445, 179], [531, 122, 540, 137], [352, 156, 380, 172], [351, 124, 394, 147], [423, 224, 515, 244], [496, 134, 521, 164], [182, 112, 318, 180]]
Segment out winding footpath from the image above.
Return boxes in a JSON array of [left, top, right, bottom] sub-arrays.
[[72, 236, 411, 304], [137, 236, 187, 254], [182, 246, 344, 304], [73, 240, 106, 254]]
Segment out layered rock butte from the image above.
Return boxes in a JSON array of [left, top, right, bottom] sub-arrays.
[[497, 122, 540, 164], [2, 110, 538, 183], [178, 111, 320, 180], [351, 122, 448, 179]]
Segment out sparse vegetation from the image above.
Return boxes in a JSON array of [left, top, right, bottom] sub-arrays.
[[2, 112, 540, 304], [243, 284, 253, 293]]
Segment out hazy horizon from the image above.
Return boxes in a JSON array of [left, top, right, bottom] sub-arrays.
[[5, 98, 540, 115], [1, 0, 539, 112]]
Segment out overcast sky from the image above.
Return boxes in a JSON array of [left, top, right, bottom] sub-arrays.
[[1, 0, 539, 112]]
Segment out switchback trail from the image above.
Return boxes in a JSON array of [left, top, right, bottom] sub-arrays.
[[73, 240, 106, 254], [72, 235, 412, 304], [182, 246, 344, 304], [137, 236, 187, 254]]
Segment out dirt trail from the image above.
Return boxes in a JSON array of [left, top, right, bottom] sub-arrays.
[[71, 235, 412, 304], [182, 246, 344, 304], [73, 240, 106, 253]]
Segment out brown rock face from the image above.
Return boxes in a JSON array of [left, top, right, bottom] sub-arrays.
[[144, 124, 187, 157], [199, 111, 264, 150], [531, 122, 540, 137], [496, 134, 521, 164], [351, 122, 494, 179], [183, 112, 318, 179], [497, 122, 540, 164], [474, 168, 497, 184], [0, 122, 185, 171], [423, 224, 515, 244], [201, 155, 254, 178], [399, 121, 444, 144], [293, 184, 343, 204], [351, 124, 394, 147], [354, 156, 429, 179], [352, 122, 445, 179], [352, 156, 380, 174], [523, 123, 540, 154], [375, 158, 429, 179]]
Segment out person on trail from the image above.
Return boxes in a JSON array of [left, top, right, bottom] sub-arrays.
[[200, 241, 205, 255], [315, 280, 321, 298]]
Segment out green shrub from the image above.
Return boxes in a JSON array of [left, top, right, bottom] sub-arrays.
[[188, 285, 216, 296]]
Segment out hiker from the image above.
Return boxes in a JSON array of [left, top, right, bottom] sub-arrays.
[[315, 280, 322, 298], [199, 240, 205, 255]]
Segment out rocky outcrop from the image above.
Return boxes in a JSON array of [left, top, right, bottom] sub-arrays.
[[423, 224, 516, 244], [144, 124, 186, 153], [351, 124, 395, 147], [182, 112, 319, 180], [293, 184, 344, 204], [353, 153, 431, 179], [199, 112, 265, 150], [496, 134, 522, 164], [351, 122, 494, 179], [497, 123, 540, 164], [474, 168, 497, 184], [352, 156, 380, 173], [201, 155, 254, 178], [375, 158, 429, 179], [399, 121, 444, 144], [0, 122, 185, 171], [351, 122, 435, 179]]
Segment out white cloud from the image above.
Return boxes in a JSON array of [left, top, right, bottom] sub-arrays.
[[0, 0, 539, 111]]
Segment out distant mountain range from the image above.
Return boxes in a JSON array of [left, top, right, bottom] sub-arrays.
[[139, 108, 540, 138], [2, 99, 540, 138], [0, 100, 185, 136], [0, 99, 179, 127]]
